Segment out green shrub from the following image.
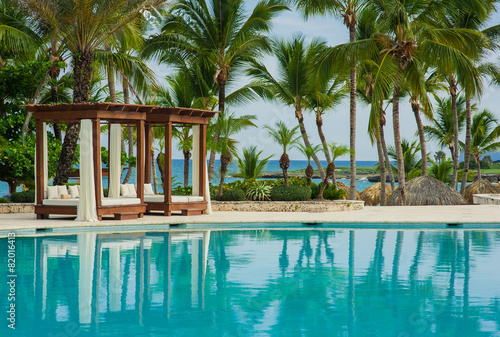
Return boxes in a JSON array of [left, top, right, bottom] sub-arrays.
[[0, 197, 10, 203], [246, 180, 272, 201], [220, 189, 245, 201], [10, 190, 35, 203], [172, 185, 192, 196], [271, 185, 311, 201], [323, 184, 346, 200]]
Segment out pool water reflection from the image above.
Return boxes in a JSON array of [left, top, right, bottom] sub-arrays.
[[1, 229, 500, 336]]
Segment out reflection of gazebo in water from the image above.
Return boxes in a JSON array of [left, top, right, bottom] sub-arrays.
[[29, 103, 217, 221]]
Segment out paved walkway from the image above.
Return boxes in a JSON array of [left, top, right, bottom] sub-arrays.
[[0, 205, 499, 233]]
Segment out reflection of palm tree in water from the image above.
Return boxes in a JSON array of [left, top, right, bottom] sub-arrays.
[[279, 236, 289, 275], [297, 232, 313, 267]]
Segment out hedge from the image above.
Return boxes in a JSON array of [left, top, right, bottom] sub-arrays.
[[271, 185, 311, 201]]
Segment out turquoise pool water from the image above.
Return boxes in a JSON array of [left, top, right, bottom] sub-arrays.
[[1, 229, 500, 336]]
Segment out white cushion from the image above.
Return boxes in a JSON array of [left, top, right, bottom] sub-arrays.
[[68, 185, 79, 199], [47, 186, 59, 200], [57, 185, 68, 198], [101, 197, 141, 206], [144, 195, 164, 203], [43, 198, 79, 206], [127, 184, 137, 197], [44, 189, 47, 199], [143, 195, 203, 203], [187, 196, 204, 202], [144, 183, 154, 195], [120, 184, 130, 197]]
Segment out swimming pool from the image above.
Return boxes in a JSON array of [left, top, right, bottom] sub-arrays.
[[1, 228, 499, 336]]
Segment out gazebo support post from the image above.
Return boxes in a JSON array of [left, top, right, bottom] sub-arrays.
[[136, 120, 145, 218], [93, 119, 102, 221], [35, 121, 45, 219], [199, 124, 207, 210], [145, 123, 151, 184], [164, 122, 172, 216]]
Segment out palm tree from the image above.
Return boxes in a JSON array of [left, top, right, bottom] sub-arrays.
[[172, 126, 192, 187], [296, 143, 321, 187], [316, 142, 350, 200], [387, 139, 423, 182], [429, 155, 453, 185], [20, 0, 166, 185], [214, 112, 257, 198], [468, 110, 500, 180], [264, 121, 300, 187], [424, 96, 467, 161], [293, 0, 367, 200], [142, 0, 288, 183], [235, 146, 272, 180], [247, 34, 327, 180]]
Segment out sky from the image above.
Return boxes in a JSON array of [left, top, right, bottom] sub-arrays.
[[154, 1, 500, 161]]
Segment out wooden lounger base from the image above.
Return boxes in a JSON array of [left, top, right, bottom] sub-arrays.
[[35, 204, 146, 221], [146, 201, 207, 216]]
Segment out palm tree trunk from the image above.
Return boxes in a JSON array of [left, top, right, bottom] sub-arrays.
[[451, 92, 459, 190], [475, 155, 481, 181], [106, 45, 117, 104], [393, 65, 405, 205], [183, 150, 190, 188], [316, 111, 332, 164], [280, 153, 290, 187], [411, 103, 427, 176], [380, 122, 396, 191], [151, 148, 158, 194], [218, 152, 230, 198], [460, 98, 472, 195], [50, 68, 62, 141], [54, 48, 93, 184], [296, 108, 325, 180], [349, 25, 357, 200], [376, 131, 386, 206], [208, 76, 227, 183]]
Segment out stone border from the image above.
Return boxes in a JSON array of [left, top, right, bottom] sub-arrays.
[[0, 203, 34, 214], [473, 194, 500, 205], [212, 200, 364, 212]]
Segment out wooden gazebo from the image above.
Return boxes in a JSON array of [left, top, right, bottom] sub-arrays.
[[29, 103, 150, 220], [144, 107, 219, 216]]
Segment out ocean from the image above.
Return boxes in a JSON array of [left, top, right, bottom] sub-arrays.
[[0, 159, 379, 197]]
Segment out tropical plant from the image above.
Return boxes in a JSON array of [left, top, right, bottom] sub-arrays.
[[214, 112, 257, 197], [296, 143, 321, 186], [264, 121, 300, 186], [245, 180, 272, 201], [387, 139, 423, 182], [429, 156, 453, 185], [423, 96, 467, 161], [142, 0, 289, 182], [468, 110, 500, 179], [236, 146, 272, 181], [220, 189, 245, 201], [316, 142, 350, 200], [19, 0, 165, 185], [293, 0, 367, 200], [270, 184, 311, 201], [247, 34, 327, 180]]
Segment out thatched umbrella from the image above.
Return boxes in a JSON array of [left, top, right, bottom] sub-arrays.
[[386, 176, 465, 206], [464, 179, 500, 204], [334, 181, 361, 200], [360, 182, 392, 206]]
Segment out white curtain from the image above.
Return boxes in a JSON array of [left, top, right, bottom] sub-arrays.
[[78, 233, 97, 324], [192, 125, 200, 196], [43, 122, 48, 190], [108, 124, 121, 198], [76, 119, 98, 222], [205, 162, 212, 214]]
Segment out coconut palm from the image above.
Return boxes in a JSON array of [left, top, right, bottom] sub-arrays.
[[296, 143, 321, 187], [214, 112, 257, 198], [247, 34, 327, 180], [264, 121, 300, 187], [20, 0, 166, 185], [429, 155, 453, 185], [468, 110, 500, 180], [316, 142, 350, 200], [142, 0, 288, 182], [293, 0, 368, 200], [387, 139, 424, 182], [424, 96, 467, 161]]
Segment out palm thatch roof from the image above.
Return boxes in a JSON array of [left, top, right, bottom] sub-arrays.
[[360, 182, 392, 206], [464, 179, 500, 204], [333, 181, 361, 200], [386, 176, 466, 206]]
